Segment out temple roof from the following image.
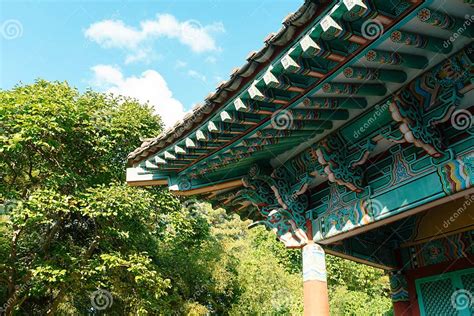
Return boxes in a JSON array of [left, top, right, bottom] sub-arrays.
[[126, 0, 474, 196]]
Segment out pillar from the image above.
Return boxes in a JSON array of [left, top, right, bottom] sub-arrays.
[[302, 242, 330, 316], [390, 272, 411, 316]]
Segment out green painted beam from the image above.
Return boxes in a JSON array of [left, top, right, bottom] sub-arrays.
[[164, 151, 176, 160], [302, 97, 367, 109], [233, 97, 279, 115], [208, 121, 247, 134], [240, 136, 310, 148], [365, 50, 429, 69], [196, 130, 234, 142], [244, 83, 292, 105], [373, 0, 411, 18], [255, 130, 321, 139], [322, 82, 387, 96], [260, 67, 306, 92], [390, 30, 452, 54], [332, 0, 369, 22], [220, 110, 261, 124], [289, 109, 350, 120], [417, 8, 474, 38], [283, 120, 333, 130], [275, 48, 327, 78], [343, 66, 407, 83]]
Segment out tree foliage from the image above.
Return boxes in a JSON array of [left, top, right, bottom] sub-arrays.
[[0, 80, 173, 314]]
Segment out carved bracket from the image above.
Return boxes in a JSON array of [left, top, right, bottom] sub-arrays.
[[240, 164, 311, 248], [386, 45, 472, 158], [314, 133, 375, 192]]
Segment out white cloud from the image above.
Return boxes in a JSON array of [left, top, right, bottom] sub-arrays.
[[91, 65, 186, 128], [141, 14, 224, 53], [85, 20, 143, 49], [85, 14, 225, 63]]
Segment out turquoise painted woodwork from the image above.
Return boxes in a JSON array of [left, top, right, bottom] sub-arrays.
[[311, 149, 473, 242], [390, 273, 410, 302], [160, 45, 474, 249], [403, 231, 474, 269], [416, 268, 474, 316], [126, 0, 474, 268]]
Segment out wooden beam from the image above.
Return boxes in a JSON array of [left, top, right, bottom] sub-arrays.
[[318, 188, 474, 245], [233, 98, 278, 115], [220, 110, 261, 125], [289, 109, 350, 120], [276, 48, 327, 78], [365, 49, 428, 69], [302, 97, 367, 109], [197, 130, 234, 142], [245, 82, 292, 105], [261, 66, 306, 93], [325, 248, 396, 271], [321, 82, 387, 96], [171, 179, 243, 196], [128, 179, 168, 187], [279, 120, 333, 130], [240, 137, 309, 148], [208, 121, 247, 134], [255, 129, 321, 139], [319, 15, 366, 45], [390, 30, 452, 54], [417, 8, 474, 38], [343, 66, 407, 83]]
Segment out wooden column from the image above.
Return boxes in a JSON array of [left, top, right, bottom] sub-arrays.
[[302, 242, 330, 316], [390, 268, 412, 316], [393, 301, 412, 316]]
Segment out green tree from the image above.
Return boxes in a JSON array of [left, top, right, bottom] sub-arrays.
[[0, 81, 175, 314]]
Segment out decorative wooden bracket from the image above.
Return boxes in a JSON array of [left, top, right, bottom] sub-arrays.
[[386, 46, 472, 158], [388, 89, 445, 158], [240, 164, 311, 248], [314, 134, 375, 192]]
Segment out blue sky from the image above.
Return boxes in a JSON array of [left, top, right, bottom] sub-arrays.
[[1, 0, 303, 126]]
